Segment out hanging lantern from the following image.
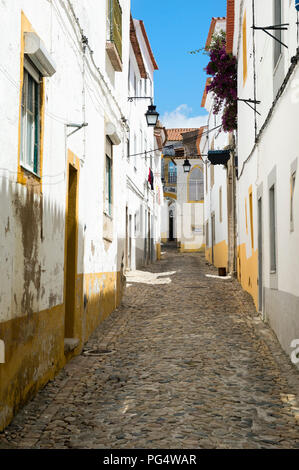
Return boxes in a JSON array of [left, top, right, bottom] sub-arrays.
[[145, 105, 159, 127], [183, 159, 191, 173]]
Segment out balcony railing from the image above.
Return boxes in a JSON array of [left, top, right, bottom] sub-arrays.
[[106, 0, 122, 70]]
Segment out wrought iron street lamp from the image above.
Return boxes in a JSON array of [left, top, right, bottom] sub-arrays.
[[128, 97, 159, 127], [145, 104, 159, 127], [183, 158, 191, 173]]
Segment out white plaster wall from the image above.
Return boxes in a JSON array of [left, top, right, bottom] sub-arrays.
[[0, 0, 132, 323], [125, 17, 161, 269], [234, 0, 299, 357], [235, 0, 299, 297]]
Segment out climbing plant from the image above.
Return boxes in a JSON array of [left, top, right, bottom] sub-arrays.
[[204, 31, 237, 132]]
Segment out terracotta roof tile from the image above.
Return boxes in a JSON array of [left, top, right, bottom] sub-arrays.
[[130, 15, 147, 79], [138, 20, 159, 70], [166, 128, 199, 142]]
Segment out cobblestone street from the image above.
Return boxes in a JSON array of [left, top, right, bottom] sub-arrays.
[[1, 246, 299, 449]]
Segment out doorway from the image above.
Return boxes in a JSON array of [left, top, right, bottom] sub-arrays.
[[65, 163, 78, 339], [125, 206, 128, 269], [128, 214, 132, 270], [147, 211, 151, 264], [211, 213, 215, 265], [258, 197, 263, 313], [169, 210, 174, 241]]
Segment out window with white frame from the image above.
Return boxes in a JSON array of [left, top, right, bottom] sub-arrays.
[[189, 167, 204, 201], [20, 58, 41, 175]]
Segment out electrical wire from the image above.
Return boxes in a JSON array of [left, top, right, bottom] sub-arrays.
[[127, 125, 222, 158]]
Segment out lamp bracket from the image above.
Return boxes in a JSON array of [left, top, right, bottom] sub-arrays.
[[252, 24, 289, 48], [128, 96, 153, 105], [237, 98, 261, 116], [66, 122, 88, 137]]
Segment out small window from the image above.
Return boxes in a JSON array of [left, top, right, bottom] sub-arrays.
[[269, 185, 276, 272], [20, 60, 41, 175], [168, 161, 177, 184], [290, 171, 296, 231], [189, 167, 204, 201]]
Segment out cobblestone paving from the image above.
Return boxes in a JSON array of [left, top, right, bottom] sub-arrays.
[[1, 246, 299, 449]]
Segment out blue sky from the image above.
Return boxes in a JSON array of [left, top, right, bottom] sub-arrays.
[[131, 0, 226, 128]]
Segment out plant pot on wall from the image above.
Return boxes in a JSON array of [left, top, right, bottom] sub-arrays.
[[208, 150, 231, 166]]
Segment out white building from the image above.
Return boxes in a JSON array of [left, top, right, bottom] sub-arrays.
[[161, 128, 205, 252], [202, 16, 233, 273], [126, 16, 163, 269], [0, 0, 162, 431], [231, 0, 299, 363]]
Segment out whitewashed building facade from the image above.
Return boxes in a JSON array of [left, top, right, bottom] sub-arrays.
[[231, 0, 299, 363], [0, 0, 162, 430]]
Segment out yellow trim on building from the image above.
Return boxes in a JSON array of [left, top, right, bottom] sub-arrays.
[[164, 192, 177, 200], [17, 11, 45, 189]]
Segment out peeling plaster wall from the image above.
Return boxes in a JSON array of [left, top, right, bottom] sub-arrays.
[[0, 0, 131, 430]]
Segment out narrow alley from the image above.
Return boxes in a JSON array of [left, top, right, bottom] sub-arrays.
[[1, 246, 299, 450]]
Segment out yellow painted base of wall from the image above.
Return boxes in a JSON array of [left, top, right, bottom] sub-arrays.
[[205, 240, 228, 268], [237, 244, 258, 309], [156, 243, 161, 260], [0, 270, 123, 432], [0, 304, 65, 431], [180, 243, 206, 253]]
